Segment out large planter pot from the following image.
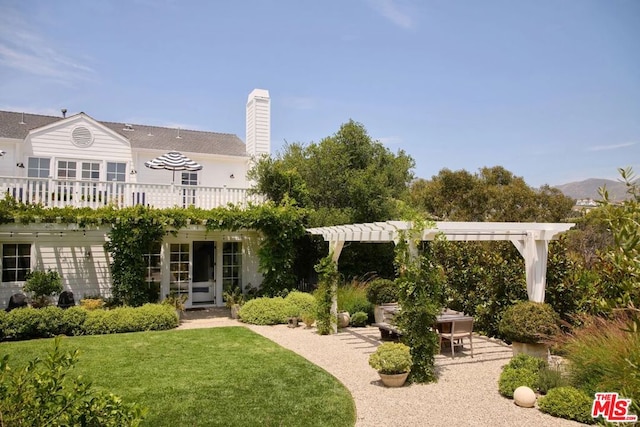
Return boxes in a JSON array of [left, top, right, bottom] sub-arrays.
[[230, 304, 240, 319], [512, 341, 549, 361], [337, 311, 350, 328], [374, 303, 397, 323], [378, 372, 409, 387]]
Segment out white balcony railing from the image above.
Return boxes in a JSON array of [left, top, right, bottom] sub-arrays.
[[0, 177, 262, 210]]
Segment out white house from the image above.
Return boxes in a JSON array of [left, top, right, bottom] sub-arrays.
[[0, 89, 271, 309]]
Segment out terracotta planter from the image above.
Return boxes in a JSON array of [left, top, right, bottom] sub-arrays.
[[379, 372, 409, 387], [512, 341, 549, 361]]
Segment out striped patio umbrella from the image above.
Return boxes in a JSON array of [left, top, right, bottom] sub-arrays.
[[144, 151, 203, 183]]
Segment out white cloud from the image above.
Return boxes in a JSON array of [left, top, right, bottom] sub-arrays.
[[587, 142, 637, 152], [366, 0, 415, 30], [0, 5, 95, 84]]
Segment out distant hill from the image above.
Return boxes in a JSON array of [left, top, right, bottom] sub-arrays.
[[554, 178, 631, 201]]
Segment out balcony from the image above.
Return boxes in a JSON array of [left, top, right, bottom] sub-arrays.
[[0, 176, 262, 210]]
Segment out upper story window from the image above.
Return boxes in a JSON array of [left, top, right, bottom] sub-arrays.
[[57, 161, 77, 180], [182, 172, 198, 186], [107, 162, 126, 182], [27, 157, 50, 178], [2, 243, 31, 282], [81, 162, 100, 181]]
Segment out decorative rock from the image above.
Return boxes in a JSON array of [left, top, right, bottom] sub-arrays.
[[513, 386, 537, 408]]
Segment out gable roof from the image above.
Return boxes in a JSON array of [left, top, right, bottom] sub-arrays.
[[0, 110, 248, 157]]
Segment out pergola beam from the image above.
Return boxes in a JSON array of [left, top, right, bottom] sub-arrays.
[[307, 221, 575, 303]]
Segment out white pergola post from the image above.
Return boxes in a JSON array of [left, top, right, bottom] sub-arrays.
[[510, 233, 549, 303], [328, 240, 344, 334]]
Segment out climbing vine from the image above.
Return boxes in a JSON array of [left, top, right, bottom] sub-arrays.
[[0, 196, 307, 304], [393, 221, 445, 383], [314, 254, 338, 335]]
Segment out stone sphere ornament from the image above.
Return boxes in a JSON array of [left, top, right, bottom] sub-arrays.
[[513, 386, 537, 408]]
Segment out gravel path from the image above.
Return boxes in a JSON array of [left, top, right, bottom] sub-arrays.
[[178, 309, 585, 426]]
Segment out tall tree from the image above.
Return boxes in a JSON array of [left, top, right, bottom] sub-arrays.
[[409, 166, 574, 222]]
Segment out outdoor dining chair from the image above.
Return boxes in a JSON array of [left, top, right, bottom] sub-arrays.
[[439, 319, 474, 359]]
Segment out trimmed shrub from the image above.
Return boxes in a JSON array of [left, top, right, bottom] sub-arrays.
[[284, 291, 317, 317], [499, 301, 560, 344], [3, 306, 64, 340], [538, 386, 595, 424], [369, 342, 412, 374], [499, 367, 539, 398], [350, 311, 368, 327], [499, 354, 547, 398], [83, 305, 178, 335], [506, 353, 548, 372], [60, 306, 88, 336], [80, 298, 105, 310], [338, 285, 373, 322], [365, 279, 397, 305], [238, 297, 297, 325], [537, 366, 568, 395]]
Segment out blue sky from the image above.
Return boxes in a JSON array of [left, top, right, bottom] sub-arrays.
[[1, 0, 638, 187]]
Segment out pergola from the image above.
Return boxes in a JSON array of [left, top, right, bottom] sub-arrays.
[[307, 221, 575, 303]]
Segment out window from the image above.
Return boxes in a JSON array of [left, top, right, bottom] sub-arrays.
[[222, 242, 242, 293], [169, 243, 189, 298], [2, 244, 31, 282], [57, 161, 77, 179], [182, 172, 198, 207], [81, 162, 100, 181], [144, 242, 162, 302], [27, 157, 50, 178], [107, 162, 126, 182]]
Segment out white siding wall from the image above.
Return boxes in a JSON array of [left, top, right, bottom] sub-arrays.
[[246, 89, 271, 158], [0, 229, 112, 308]]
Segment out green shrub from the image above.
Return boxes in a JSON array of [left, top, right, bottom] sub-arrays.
[[237, 297, 296, 325], [506, 353, 548, 372], [284, 291, 316, 317], [338, 285, 373, 321], [498, 367, 540, 398], [0, 310, 6, 340], [132, 304, 179, 331], [499, 301, 560, 344], [0, 337, 145, 426], [80, 298, 105, 310], [23, 269, 63, 307], [369, 342, 412, 374], [365, 279, 397, 305], [60, 306, 88, 336], [3, 306, 64, 339], [350, 311, 368, 327], [537, 366, 569, 395], [538, 386, 595, 424]]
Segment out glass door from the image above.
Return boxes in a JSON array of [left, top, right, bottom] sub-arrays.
[[169, 243, 190, 302], [192, 241, 216, 304]]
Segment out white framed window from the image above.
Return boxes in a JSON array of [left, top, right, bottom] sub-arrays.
[[81, 162, 100, 181], [27, 157, 50, 178], [2, 243, 31, 282], [169, 243, 189, 298], [57, 160, 77, 179], [181, 172, 197, 207], [222, 242, 242, 293], [107, 162, 126, 182], [144, 242, 162, 302]]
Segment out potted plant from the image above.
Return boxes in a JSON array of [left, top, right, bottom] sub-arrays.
[[366, 279, 399, 323], [223, 287, 245, 319], [163, 292, 188, 320], [368, 342, 412, 387], [23, 269, 63, 308], [301, 310, 316, 328], [499, 301, 560, 360]]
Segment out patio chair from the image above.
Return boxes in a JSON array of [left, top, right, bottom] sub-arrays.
[[439, 319, 474, 359]]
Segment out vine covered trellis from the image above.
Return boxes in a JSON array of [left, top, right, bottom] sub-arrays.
[[0, 197, 307, 305]]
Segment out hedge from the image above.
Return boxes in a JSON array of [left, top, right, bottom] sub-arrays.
[[238, 297, 297, 325], [1, 304, 178, 341]]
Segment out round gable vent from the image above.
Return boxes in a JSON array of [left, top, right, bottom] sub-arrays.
[[71, 126, 94, 147]]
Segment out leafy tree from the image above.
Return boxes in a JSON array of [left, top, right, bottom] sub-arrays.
[[409, 166, 574, 222]]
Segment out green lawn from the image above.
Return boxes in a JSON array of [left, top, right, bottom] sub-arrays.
[[0, 327, 356, 427]]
